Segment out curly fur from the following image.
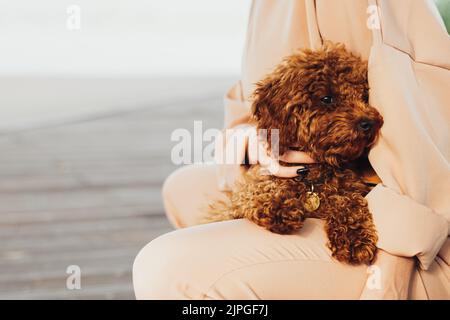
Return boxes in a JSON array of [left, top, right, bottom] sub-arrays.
[[207, 43, 383, 265]]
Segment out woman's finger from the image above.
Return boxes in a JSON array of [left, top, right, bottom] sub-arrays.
[[257, 140, 309, 177], [279, 150, 315, 164], [265, 164, 308, 178]]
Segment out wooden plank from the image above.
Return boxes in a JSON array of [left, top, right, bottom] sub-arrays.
[[0, 205, 163, 224], [0, 216, 170, 238], [0, 187, 165, 213], [2, 225, 171, 251], [0, 283, 136, 300]]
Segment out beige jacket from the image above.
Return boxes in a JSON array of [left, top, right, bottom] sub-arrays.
[[223, 0, 450, 271]]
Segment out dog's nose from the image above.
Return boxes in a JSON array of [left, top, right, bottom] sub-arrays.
[[358, 120, 374, 132]]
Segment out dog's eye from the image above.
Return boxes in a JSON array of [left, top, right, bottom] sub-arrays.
[[320, 95, 334, 105]]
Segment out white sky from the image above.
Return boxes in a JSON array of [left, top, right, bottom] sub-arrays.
[[0, 0, 251, 76]]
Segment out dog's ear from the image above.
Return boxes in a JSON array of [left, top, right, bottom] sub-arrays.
[[251, 75, 282, 126], [251, 75, 296, 155], [250, 58, 310, 155]]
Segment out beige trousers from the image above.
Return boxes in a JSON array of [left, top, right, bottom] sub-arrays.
[[133, 164, 449, 300]]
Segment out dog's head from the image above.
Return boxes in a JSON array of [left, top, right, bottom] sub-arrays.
[[252, 43, 383, 167]]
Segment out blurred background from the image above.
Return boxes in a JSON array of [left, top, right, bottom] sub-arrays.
[[0, 0, 250, 299]]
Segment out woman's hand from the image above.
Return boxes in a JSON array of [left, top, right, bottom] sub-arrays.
[[247, 128, 315, 178], [215, 122, 314, 190], [360, 250, 415, 300]]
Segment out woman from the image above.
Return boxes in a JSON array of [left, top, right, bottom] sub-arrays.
[[133, 0, 449, 299]]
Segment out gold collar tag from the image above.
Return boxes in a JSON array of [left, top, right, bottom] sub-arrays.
[[304, 185, 320, 212]]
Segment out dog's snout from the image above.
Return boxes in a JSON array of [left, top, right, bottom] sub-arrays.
[[358, 120, 374, 132]]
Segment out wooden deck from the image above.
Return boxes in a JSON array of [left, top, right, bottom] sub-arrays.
[[0, 77, 229, 299]]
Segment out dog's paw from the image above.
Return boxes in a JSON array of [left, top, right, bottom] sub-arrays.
[[349, 242, 377, 265], [248, 208, 305, 235], [329, 240, 377, 265], [267, 218, 304, 234]]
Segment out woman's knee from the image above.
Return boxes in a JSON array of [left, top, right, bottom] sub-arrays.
[[133, 232, 189, 299], [133, 221, 254, 300], [132, 227, 222, 300]]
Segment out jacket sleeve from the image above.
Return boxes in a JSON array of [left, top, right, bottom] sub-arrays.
[[366, 184, 449, 270]]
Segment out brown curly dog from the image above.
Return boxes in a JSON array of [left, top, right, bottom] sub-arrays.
[[208, 43, 383, 265]]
